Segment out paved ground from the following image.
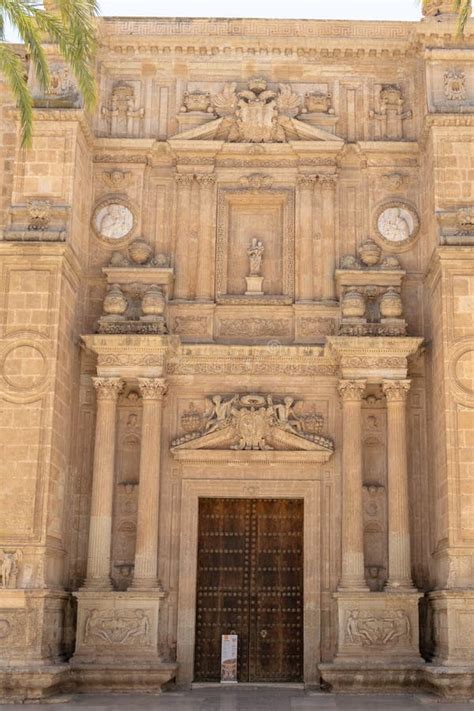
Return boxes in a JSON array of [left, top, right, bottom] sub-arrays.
[[2, 687, 473, 710]]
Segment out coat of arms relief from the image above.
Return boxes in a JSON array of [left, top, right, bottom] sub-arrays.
[[172, 393, 334, 455], [174, 78, 343, 143]]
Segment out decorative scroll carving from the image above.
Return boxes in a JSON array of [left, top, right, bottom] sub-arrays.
[[100, 169, 132, 191], [303, 91, 334, 114], [180, 90, 212, 113], [444, 69, 466, 102], [239, 173, 273, 190], [101, 82, 144, 135], [84, 608, 150, 645], [172, 393, 334, 453], [219, 318, 292, 338], [27, 200, 51, 231], [345, 609, 411, 646], [0, 550, 22, 588], [370, 85, 411, 140]]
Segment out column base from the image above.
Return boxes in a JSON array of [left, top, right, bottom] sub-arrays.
[[0, 589, 71, 701], [333, 590, 423, 664], [71, 590, 177, 692], [80, 578, 113, 592], [428, 589, 474, 667], [128, 578, 163, 592], [319, 661, 424, 694]]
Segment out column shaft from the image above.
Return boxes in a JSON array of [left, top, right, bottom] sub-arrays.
[[338, 380, 369, 591], [131, 378, 167, 589], [83, 377, 123, 590], [383, 379, 414, 590]]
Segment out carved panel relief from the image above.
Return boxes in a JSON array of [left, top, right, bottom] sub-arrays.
[[111, 390, 142, 590], [362, 397, 387, 591]]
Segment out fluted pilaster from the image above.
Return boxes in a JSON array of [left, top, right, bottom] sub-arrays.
[[319, 174, 337, 301], [296, 175, 316, 301], [83, 377, 123, 590], [383, 379, 414, 591], [195, 174, 217, 301], [338, 379, 369, 591], [174, 174, 194, 300], [130, 378, 167, 590]]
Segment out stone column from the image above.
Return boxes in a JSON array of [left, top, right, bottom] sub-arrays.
[[130, 378, 167, 590], [195, 174, 216, 301], [319, 174, 337, 301], [338, 380, 369, 591], [83, 377, 123, 590], [296, 175, 316, 301], [383, 379, 414, 590], [174, 174, 194, 300]]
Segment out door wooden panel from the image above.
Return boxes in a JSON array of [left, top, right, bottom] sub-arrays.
[[194, 498, 303, 683]]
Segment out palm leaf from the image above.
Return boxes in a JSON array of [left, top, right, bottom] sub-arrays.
[[0, 42, 33, 146]]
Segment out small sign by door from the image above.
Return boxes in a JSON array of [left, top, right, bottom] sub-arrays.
[[220, 634, 238, 683]]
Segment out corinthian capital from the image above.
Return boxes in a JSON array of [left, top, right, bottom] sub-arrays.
[[296, 174, 317, 190], [138, 377, 167, 400], [175, 174, 194, 187], [338, 379, 367, 402], [93, 377, 124, 401], [196, 174, 216, 188], [382, 379, 411, 402], [318, 173, 338, 188]]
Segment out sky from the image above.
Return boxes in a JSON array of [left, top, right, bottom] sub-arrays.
[[96, 0, 422, 21]]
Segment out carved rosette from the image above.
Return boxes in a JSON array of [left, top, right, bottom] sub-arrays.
[[138, 378, 167, 401], [93, 377, 124, 401], [338, 380, 367, 402], [382, 379, 411, 402]]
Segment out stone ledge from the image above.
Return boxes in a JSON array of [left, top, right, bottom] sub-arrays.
[[423, 664, 474, 700], [70, 663, 178, 693], [319, 662, 425, 694], [0, 664, 71, 702]]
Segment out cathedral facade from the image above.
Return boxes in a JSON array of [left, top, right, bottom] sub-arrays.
[[0, 4, 473, 700]]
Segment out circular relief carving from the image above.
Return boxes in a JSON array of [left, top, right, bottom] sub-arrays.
[[373, 202, 420, 251], [455, 349, 474, 396], [0, 619, 11, 639], [92, 199, 135, 244], [2, 344, 47, 390]]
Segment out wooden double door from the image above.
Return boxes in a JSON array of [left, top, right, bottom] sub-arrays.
[[194, 498, 304, 682]]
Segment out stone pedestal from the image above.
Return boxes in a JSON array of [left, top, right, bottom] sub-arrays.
[[245, 275, 264, 295], [71, 591, 177, 692], [0, 589, 71, 701], [320, 591, 423, 692]]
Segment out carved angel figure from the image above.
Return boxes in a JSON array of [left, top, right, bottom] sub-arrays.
[[0, 549, 22, 588], [204, 395, 238, 433]]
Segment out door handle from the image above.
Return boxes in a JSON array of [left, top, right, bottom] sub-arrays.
[[260, 629, 268, 638]]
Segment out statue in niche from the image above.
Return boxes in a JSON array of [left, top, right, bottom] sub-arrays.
[[247, 238, 264, 276], [0, 550, 22, 588], [101, 82, 144, 136]]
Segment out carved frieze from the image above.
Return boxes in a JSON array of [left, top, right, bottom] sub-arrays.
[[345, 609, 411, 646], [83, 608, 151, 646]]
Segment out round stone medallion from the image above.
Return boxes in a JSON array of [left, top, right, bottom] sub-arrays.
[[93, 201, 134, 242], [2, 344, 47, 391], [455, 349, 474, 396], [374, 202, 420, 249]]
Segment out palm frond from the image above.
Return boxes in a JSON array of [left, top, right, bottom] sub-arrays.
[[453, 0, 472, 35], [1, 0, 50, 89], [0, 42, 33, 146]]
